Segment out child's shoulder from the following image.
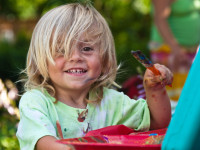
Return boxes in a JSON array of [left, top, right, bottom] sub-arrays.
[[21, 88, 47, 99], [103, 87, 122, 94], [19, 88, 54, 107], [103, 87, 128, 100], [102, 87, 145, 102], [101, 87, 139, 109]]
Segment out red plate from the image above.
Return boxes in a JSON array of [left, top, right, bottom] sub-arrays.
[[57, 128, 166, 150]]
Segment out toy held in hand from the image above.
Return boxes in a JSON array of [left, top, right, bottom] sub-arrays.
[[131, 50, 161, 76]]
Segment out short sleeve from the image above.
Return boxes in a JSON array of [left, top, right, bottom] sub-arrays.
[[16, 90, 57, 150], [119, 95, 150, 131], [101, 88, 150, 131]]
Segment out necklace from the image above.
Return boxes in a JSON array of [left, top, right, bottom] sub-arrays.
[[77, 109, 88, 122]]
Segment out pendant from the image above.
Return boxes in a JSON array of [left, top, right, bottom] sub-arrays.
[[77, 109, 88, 122]]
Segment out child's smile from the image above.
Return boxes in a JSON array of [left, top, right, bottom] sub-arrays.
[[65, 68, 87, 75]]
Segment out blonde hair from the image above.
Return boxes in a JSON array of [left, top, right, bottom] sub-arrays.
[[24, 3, 117, 102]]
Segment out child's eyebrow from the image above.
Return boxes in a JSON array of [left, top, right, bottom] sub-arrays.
[[78, 39, 95, 45], [79, 38, 92, 42]]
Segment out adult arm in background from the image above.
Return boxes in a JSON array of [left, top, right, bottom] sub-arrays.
[[152, 0, 189, 71]]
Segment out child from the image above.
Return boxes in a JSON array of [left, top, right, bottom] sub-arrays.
[[16, 3, 173, 150]]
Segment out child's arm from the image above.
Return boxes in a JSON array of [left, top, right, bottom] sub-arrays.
[[143, 64, 173, 130], [36, 136, 74, 150]]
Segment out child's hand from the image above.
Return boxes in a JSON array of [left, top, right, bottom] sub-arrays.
[[143, 64, 173, 90]]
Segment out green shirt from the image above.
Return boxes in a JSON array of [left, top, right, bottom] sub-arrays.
[[16, 88, 150, 150], [151, 0, 200, 46]]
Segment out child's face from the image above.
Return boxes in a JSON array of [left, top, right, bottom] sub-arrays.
[[48, 36, 102, 93]]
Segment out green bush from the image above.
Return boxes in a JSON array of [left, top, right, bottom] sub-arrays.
[[0, 31, 29, 82], [0, 109, 19, 150]]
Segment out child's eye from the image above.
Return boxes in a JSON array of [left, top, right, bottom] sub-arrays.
[[82, 47, 93, 52]]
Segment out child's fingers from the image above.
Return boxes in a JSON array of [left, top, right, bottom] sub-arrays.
[[162, 74, 173, 86], [144, 76, 164, 87], [151, 75, 164, 83], [162, 69, 173, 86], [154, 64, 173, 86], [144, 64, 173, 88]]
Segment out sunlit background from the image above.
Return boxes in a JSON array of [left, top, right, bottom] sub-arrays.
[[0, 0, 151, 149]]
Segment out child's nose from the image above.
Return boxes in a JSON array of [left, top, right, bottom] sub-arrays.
[[69, 49, 83, 61]]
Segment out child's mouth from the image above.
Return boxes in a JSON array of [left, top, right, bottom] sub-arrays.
[[65, 68, 87, 74]]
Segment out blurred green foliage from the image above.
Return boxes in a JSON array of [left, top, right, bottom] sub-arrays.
[[0, 109, 19, 150], [0, 0, 151, 149], [0, 32, 29, 84]]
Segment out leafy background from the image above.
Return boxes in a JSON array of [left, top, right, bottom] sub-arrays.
[[0, 0, 151, 149]]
